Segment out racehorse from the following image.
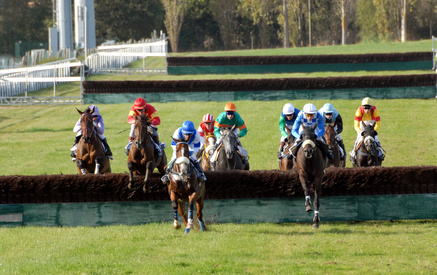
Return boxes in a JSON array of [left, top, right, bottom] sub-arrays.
[[324, 123, 345, 168], [75, 107, 111, 174], [354, 122, 381, 167], [167, 137, 206, 234], [213, 125, 249, 171], [127, 115, 167, 193], [199, 134, 216, 171], [279, 131, 296, 171], [295, 126, 325, 228]]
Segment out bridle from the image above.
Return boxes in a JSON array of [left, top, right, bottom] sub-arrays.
[[81, 113, 95, 144]]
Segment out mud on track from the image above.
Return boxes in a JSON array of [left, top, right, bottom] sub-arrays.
[[1, 166, 436, 204]]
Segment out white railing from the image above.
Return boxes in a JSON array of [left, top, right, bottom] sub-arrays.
[[0, 59, 84, 105], [433, 36, 437, 70], [86, 39, 168, 74]]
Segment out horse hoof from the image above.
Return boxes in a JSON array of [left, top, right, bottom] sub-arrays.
[[305, 206, 313, 212], [198, 220, 206, 232], [142, 184, 147, 193], [184, 228, 191, 234], [128, 183, 134, 190], [312, 223, 319, 229], [174, 220, 181, 229]]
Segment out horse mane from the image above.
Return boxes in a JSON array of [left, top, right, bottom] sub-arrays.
[[302, 126, 317, 140]]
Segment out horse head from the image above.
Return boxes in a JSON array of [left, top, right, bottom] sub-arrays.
[[171, 138, 193, 188], [324, 123, 336, 150], [77, 107, 95, 144], [361, 122, 378, 155], [220, 125, 238, 159], [204, 135, 216, 157], [133, 115, 151, 149], [301, 126, 317, 159]]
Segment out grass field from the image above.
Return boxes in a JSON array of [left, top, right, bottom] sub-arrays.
[[1, 40, 436, 274], [0, 221, 436, 274]]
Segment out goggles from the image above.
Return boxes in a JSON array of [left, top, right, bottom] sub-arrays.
[[226, 111, 235, 115], [137, 108, 146, 112], [363, 105, 372, 110], [305, 113, 315, 119], [325, 112, 333, 116]]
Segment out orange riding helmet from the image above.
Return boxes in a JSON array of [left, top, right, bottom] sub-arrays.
[[224, 102, 236, 112]]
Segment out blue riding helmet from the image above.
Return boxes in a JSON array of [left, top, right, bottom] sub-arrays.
[[181, 121, 196, 134]]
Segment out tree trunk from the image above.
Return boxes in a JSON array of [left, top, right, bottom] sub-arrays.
[[401, 0, 406, 42], [283, 0, 290, 48]]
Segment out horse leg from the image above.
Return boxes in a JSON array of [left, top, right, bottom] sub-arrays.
[[95, 156, 105, 174], [196, 197, 206, 232], [76, 159, 87, 174], [143, 162, 154, 193], [170, 191, 181, 229], [185, 193, 197, 234], [312, 178, 322, 229], [127, 161, 136, 190], [300, 175, 313, 212]]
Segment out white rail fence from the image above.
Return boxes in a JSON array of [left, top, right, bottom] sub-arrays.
[[86, 39, 168, 74], [0, 59, 84, 105]]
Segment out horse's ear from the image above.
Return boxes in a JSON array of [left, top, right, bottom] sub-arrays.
[[231, 124, 236, 131], [90, 106, 95, 114], [76, 108, 84, 115], [361, 131, 366, 136], [312, 123, 317, 130], [373, 131, 378, 136], [172, 137, 179, 144]]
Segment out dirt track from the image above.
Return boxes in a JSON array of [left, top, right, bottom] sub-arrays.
[[1, 166, 436, 204]]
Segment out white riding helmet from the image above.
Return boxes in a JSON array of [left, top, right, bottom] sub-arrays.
[[282, 103, 295, 115], [303, 103, 317, 114], [362, 97, 373, 106]]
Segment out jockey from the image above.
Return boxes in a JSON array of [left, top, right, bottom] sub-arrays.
[[197, 113, 215, 147], [350, 97, 385, 163], [125, 97, 165, 156], [291, 103, 334, 159], [210, 102, 249, 167], [161, 121, 207, 184], [278, 103, 300, 159], [319, 103, 346, 160], [196, 113, 215, 159], [70, 105, 112, 159]]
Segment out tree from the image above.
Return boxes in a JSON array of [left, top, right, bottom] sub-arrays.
[[94, 0, 165, 42], [161, 0, 187, 52]]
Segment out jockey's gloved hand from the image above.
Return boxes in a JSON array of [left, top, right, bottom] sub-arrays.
[[149, 125, 158, 130], [93, 122, 98, 128]]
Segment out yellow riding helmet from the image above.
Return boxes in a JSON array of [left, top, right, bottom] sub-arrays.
[[361, 97, 373, 106], [224, 102, 237, 112]]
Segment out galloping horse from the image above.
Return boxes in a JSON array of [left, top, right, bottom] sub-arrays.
[[75, 107, 111, 174], [127, 115, 167, 192], [199, 134, 216, 171], [324, 123, 345, 168], [296, 126, 325, 228], [279, 131, 296, 171], [167, 137, 206, 234], [213, 125, 249, 171], [354, 122, 381, 167]]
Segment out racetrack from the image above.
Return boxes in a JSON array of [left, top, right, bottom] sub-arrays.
[[1, 166, 436, 204]]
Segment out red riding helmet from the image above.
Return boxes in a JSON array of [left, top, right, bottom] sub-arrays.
[[202, 114, 214, 123], [133, 98, 147, 109]]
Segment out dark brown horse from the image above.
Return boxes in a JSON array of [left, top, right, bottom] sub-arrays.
[[213, 125, 249, 171], [75, 107, 111, 174], [199, 134, 216, 171], [296, 126, 325, 228], [354, 122, 381, 167], [324, 123, 345, 168], [127, 115, 167, 192], [167, 138, 206, 234], [279, 131, 296, 171]]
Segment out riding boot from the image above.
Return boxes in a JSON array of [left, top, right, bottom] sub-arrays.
[[70, 135, 82, 157], [277, 144, 284, 159], [337, 139, 346, 160], [101, 138, 112, 156], [161, 159, 175, 184], [193, 160, 207, 181], [316, 140, 334, 160]]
